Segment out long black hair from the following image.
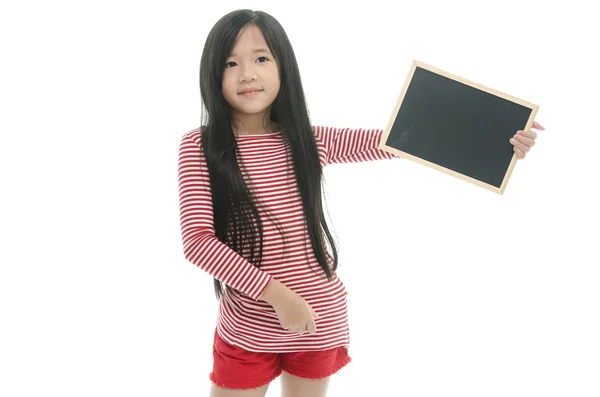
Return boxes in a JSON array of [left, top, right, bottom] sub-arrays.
[[199, 9, 338, 300]]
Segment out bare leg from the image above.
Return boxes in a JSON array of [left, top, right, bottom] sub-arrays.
[[280, 372, 330, 397], [209, 383, 270, 397]]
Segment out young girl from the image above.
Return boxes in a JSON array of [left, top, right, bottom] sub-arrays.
[[178, 9, 543, 397]]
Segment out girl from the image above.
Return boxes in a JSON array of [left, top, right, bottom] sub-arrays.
[[177, 9, 543, 397]]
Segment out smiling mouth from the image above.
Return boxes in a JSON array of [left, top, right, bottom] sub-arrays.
[[239, 89, 263, 96]]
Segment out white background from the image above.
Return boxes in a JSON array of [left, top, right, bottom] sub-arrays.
[[1, 0, 599, 396]]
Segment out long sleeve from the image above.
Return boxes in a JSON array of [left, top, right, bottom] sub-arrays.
[[314, 126, 401, 165], [177, 130, 273, 301]]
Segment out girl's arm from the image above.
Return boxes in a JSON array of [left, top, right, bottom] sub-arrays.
[[177, 130, 273, 301], [313, 126, 401, 165]]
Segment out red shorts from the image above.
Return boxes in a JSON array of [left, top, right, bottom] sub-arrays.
[[209, 328, 352, 390]]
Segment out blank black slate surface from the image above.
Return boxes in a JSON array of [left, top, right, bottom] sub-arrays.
[[379, 61, 539, 194]]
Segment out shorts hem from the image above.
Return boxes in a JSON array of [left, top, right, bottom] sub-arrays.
[[209, 369, 282, 390], [282, 355, 351, 380]]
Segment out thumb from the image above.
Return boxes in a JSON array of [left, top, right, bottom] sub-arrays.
[[313, 309, 320, 319]]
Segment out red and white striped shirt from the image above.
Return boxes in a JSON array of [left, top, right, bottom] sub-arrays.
[[178, 126, 398, 352]]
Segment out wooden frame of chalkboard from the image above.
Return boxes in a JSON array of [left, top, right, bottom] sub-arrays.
[[378, 60, 539, 194]]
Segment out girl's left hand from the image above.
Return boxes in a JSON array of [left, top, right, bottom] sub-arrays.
[[511, 120, 545, 159]]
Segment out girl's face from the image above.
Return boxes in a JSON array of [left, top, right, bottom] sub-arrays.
[[222, 24, 280, 127]]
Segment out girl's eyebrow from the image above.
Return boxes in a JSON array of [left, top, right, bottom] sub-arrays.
[[229, 48, 270, 57]]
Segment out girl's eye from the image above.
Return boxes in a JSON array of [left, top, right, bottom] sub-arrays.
[[225, 57, 268, 68]]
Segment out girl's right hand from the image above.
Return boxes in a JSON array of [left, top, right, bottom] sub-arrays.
[[260, 279, 319, 335]]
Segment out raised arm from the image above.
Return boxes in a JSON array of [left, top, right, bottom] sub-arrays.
[[313, 126, 401, 165], [177, 130, 273, 301]]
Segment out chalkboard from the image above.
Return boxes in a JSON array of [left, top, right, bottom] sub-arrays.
[[378, 60, 539, 194]]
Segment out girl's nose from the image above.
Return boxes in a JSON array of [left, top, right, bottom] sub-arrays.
[[239, 64, 258, 82]]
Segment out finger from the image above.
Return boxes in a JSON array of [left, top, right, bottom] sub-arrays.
[[307, 320, 317, 335], [312, 309, 320, 319], [513, 133, 535, 147], [514, 147, 526, 159], [510, 137, 530, 154], [518, 129, 538, 140], [532, 120, 545, 130]]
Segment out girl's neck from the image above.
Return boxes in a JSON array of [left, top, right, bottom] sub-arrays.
[[232, 116, 279, 136]]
